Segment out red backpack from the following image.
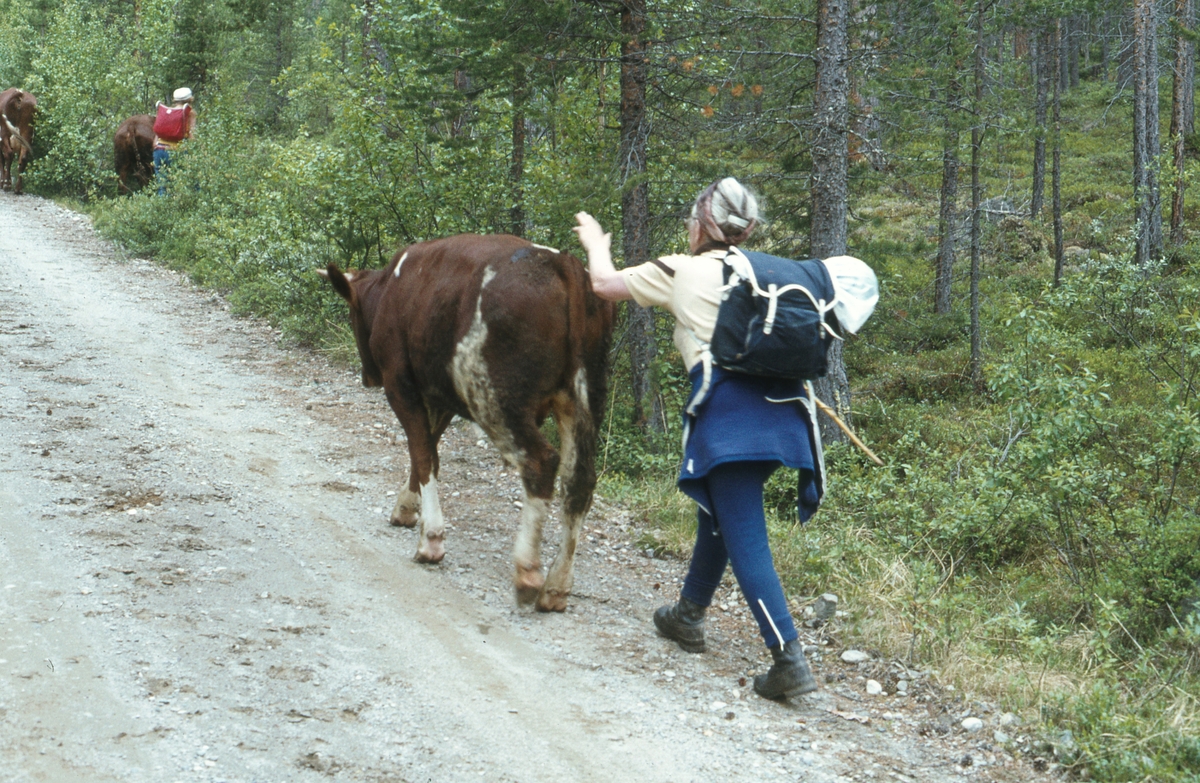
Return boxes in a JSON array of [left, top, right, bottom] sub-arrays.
[[152, 103, 191, 142]]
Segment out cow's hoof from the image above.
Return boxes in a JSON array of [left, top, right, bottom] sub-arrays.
[[514, 564, 544, 606], [536, 589, 569, 613], [390, 508, 419, 528], [415, 537, 445, 564]]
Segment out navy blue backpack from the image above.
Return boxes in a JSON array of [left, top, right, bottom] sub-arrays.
[[682, 247, 841, 416], [709, 248, 840, 380]]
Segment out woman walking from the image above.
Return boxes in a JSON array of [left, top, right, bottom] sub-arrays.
[[574, 178, 875, 700]]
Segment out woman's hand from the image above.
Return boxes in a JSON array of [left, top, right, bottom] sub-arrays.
[[573, 212, 611, 256], [573, 212, 631, 301]]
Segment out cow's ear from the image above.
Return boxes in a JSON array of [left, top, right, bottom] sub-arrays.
[[319, 263, 354, 301]]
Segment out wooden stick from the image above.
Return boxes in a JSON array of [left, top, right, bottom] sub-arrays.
[[811, 396, 884, 466]]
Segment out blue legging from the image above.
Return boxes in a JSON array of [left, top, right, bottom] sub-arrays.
[[153, 148, 171, 196], [680, 460, 799, 648]]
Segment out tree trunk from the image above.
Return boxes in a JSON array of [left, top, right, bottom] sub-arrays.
[[1119, 8, 1136, 87], [1068, 15, 1081, 89], [1032, 28, 1049, 219], [451, 69, 473, 138], [510, 68, 527, 238], [1053, 19, 1065, 286], [970, 1, 985, 389], [1059, 16, 1070, 92], [619, 0, 661, 433], [936, 78, 959, 315], [1133, 0, 1164, 265], [1100, 13, 1111, 79], [810, 0, 852, 441], [1171, 0, 1194, 246]]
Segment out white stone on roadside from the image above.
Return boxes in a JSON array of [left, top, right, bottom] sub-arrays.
[[866, 679, 883, 696], [896, 679, 909, 694], [998, 712, 1019, 727], [841, 649, 871, 663], [961, 717, 984, 732], [80, 587, 92, 595], [710, 701, 727, 711], [993, 730, 1011, 744]]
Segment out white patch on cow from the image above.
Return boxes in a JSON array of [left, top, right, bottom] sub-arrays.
[[551, 395, 577, 490], [573, 367, 589, 414], [450, 269, 522, 465], [392, 251, 409, 278], [530, 243, 560, 254], [416, 475, 445, 561], [512, 492, 551, 571]]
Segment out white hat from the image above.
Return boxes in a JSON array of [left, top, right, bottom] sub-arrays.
[[173, 87, 194, 103], [821, 255, 879, 334]]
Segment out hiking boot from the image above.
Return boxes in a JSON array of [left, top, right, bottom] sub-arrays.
[[753, 639, 818, 700], [653, 596, 707, 653]]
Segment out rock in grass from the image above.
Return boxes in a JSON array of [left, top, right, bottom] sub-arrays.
[[814, 593, 839, 621], [841, 649, 870, 663]]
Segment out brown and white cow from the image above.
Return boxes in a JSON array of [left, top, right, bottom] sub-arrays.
[[114, 114, 155, 194], [0, 88, 36, 195], [321, 234, 614, 611]]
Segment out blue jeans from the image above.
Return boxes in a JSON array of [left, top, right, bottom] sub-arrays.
[[153, 148, 171, 196], [680, 460, 799, 648]]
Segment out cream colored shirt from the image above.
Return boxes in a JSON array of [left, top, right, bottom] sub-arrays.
[[622, 248, 728, 371]]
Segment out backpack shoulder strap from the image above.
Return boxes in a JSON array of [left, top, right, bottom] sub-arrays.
[[649, 258, 675, 277]]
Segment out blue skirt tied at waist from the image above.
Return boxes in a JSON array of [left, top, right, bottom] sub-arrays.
[[678, 365, 825, 522]]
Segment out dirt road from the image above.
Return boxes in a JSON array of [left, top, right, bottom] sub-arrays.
[[0, 193, 1031, 782]]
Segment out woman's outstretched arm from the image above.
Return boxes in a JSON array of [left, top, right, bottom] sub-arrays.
[[574, 212, 632, 301]]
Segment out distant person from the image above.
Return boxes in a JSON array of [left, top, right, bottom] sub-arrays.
[[574, 178, 876, 701], [152, 87, 196, 196]]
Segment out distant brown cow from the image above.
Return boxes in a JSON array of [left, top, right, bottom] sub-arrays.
[[114, 114, 154, 194], [321, 234, 613, 611], [0, 88, 36, 194]]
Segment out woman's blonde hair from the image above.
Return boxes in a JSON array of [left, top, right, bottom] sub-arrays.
[[691, 177, 760, 245]]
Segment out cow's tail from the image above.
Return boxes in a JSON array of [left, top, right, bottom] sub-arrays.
[[559, 252, 614, 520]]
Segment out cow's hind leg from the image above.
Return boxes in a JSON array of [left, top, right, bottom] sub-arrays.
[[505, 416, 560, 607], [539, 387, 597, 612], [385, 388, 450, 563]]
